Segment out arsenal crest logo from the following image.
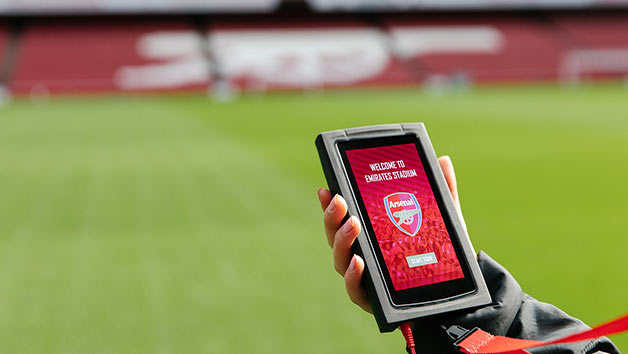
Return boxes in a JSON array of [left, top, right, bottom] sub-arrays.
[[384, 192, 422, 237]]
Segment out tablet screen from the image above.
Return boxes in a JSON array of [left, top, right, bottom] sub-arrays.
[[339, 135, 473, 305], [345, 142, 464, 290]]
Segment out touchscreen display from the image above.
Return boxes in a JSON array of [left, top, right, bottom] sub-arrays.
[[344, 143, 464, 291]]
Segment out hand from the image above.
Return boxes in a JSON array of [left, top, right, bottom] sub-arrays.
[[317, 156, 463, 313]]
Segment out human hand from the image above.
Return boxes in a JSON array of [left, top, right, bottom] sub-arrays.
[[317, 156, 463, 313], [317, 157, 619, 354]]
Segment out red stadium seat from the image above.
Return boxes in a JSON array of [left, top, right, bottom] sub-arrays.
[[10, 19, 209, 94], [552, 14, 628, 49], [6, 13, 628, 94], [0, 22, 7, 73], [207, 17, 415, 91], [382, 15, 565, 83], [550, 14, 628, 82]]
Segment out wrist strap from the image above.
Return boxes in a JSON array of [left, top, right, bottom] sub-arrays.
[[453, 313, 628, 354]]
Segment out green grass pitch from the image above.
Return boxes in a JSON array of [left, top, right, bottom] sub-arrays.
[[0, 84, 626, 353]]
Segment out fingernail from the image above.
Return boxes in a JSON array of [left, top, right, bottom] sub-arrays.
[[349, 256, 357, 271], [342, 217, 354, 233], [328, 195, 337, 211]]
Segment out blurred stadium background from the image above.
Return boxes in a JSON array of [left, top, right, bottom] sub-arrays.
[[0, 1, 627, 353]]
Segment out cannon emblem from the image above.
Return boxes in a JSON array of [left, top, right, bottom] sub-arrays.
[[384, 192, 422, 237]]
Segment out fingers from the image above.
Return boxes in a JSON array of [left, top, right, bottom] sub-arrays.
[[317, 188, 333, 211], [345, 255, 372, 313], [333, 216, 361, 275], [322, 194, 348, 248], [317, 188, 360, 274], [438, 155, 467, 230], [317, 189, 370, 313], [438, 155, 460, 209]]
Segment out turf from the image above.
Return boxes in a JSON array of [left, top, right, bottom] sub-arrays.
[[0, 84, 626, 353]]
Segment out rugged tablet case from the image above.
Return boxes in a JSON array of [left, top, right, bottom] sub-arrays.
[[315, 123, 491, 332]]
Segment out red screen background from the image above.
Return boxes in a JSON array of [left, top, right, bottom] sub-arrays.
[[345, 143, 464, 291]]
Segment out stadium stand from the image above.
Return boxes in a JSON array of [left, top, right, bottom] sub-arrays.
[[1, 10, 627, 95], [0, 20, 10, 101], [551, 14, 628, 82], [208, 18, 414, 91], [0, 22, 5, 54], [552, 14, 628, 48], [0, 21, 7, 72], [9, 18, 209, 94], [383, 15, 565, 83]]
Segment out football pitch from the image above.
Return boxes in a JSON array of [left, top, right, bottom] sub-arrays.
[[0, 85, 626, 353]]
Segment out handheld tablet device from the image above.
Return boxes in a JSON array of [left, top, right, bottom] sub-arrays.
[[316, 123, 491, 332]]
